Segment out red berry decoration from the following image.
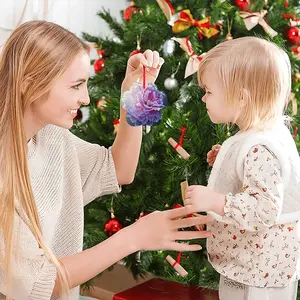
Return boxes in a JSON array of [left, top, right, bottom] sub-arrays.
[[104, 218, 123, 236], [286, 27, 300, 44], [97, 49, 106, 58], [124, 2, 137, 21], [235, 0, 250, 10], [94, 58, 105, 74]]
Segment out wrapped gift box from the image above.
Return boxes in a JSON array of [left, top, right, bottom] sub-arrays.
[[113, 278, 219, 300], [80, 262, 153, 300]]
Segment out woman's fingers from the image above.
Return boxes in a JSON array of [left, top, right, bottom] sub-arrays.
[[173, 230, 211, 240], [171, 215, 213, 230]]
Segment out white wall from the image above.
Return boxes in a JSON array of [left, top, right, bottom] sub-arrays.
[[0, 0, 128, 48]]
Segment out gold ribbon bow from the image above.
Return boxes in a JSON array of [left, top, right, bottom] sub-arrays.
[[172, 9, 219, 39]]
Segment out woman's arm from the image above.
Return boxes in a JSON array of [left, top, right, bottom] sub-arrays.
[[111, 50, 163, 185], [52, 206, 212, 296]]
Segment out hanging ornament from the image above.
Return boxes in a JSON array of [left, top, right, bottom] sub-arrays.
[[166, 253, 188, 277], [104, 218, 123, 236], [74, 108, 83, 122], [239, 10, 278, 38], [124, 1, 137, 21], [156, 0, 175, 21], [172, 10, 219, 40], [180, 180, 204, 231], [164, 75, 178, 90], [235, 0, 250, 10], [172, 37, 206, 78], [121, 66, 167, 126], [164, 62, 180, 90], [94, 58, 105, 74], [163, 39, 176, 56], [113, 119, 120, 134], [286, 27, 300, 44], [104, 198, 123, 236], [168, 127, 190, 160], [96, 96, 107, 111], [130, 35, 142, 57], [225, 18, 233, 40]]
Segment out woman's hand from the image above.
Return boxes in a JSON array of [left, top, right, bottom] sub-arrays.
[[129, 205, 212, 252], [121, 50, 164, 93]]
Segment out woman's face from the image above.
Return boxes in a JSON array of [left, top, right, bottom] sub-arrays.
[[25, 52, 91, 136]]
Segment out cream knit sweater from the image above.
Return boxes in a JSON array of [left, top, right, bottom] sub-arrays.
[[0, 125, 121, 300]]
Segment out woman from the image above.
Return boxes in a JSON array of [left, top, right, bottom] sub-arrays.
[[0, 20, 211, 300]]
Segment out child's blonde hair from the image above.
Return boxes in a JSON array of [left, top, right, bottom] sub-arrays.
[[0, 20, 90, 299], [198, 36, 291, 131]]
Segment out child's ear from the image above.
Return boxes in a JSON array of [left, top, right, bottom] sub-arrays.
[[240, 88, 250, 108]]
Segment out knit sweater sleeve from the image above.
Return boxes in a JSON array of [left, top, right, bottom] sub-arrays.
[[67, 131, 121, 206], [0, 214, 57, 300], [220, 144, 284, 231]]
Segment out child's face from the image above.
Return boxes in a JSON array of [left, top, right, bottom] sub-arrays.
[[29, 52, 91, 130], [201, 68, 236, 125]]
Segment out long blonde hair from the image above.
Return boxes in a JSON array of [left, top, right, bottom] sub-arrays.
[[198, 36, 291, 131], [0, 20, 90, 299]]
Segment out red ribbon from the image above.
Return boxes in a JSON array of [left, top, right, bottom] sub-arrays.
[[174, 127, 187, 150], [284, 0, 289, 9], [142, 65, 146, 89], [185, 37, 204, 61], [292, 125, 298, 138], [164, 0, 175, 14], [113, 119, 120, 125], [172, 252, 182, 267], [282, 13, 299, 20], [176, 10, 210, 30]]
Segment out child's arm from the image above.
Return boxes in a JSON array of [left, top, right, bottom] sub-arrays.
[[185, 144, 284, 231], [219, 144, 283, 231]]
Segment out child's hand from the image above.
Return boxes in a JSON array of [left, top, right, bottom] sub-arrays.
[[121, 50, 164, 93], [129, 205, 212, 252], [207, 144, 221, 166], [184, 185, 226, 215]]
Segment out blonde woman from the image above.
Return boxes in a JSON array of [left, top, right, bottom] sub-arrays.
[[0, 20, 212, 300], [184, 37, 300, 300]]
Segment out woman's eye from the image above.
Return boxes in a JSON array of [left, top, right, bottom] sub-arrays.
[[72, 83, 83, 90]]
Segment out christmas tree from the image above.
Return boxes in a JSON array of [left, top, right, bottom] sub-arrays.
[[73, 0, 300, 291]]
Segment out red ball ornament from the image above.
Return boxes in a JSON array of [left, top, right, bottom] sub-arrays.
[[173, 204, 183, 209], [74, 108, 82, 122], [286, 27, 300, 44], [94, 58, 105, 74], [124, 2, 137, 21], [235, 0, 250, 10], [104, 218, 123, 236]]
